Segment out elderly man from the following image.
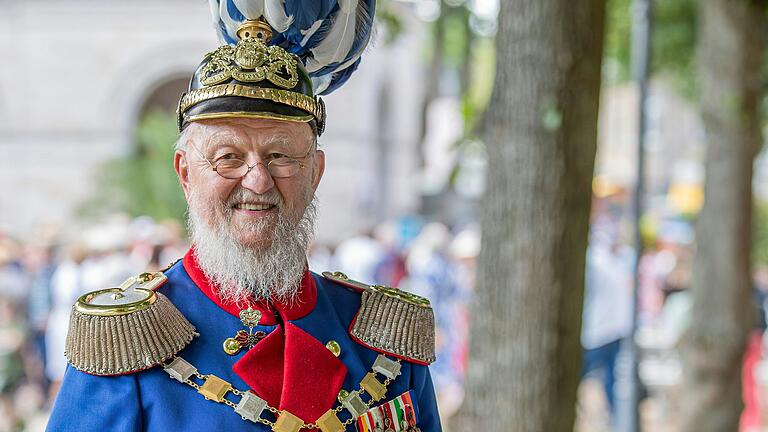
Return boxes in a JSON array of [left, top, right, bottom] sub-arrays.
[[47, 3, 440, 432]]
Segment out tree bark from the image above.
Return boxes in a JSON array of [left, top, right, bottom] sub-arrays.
[[450, 0, 606, 430], [679, 1, 765, 430]]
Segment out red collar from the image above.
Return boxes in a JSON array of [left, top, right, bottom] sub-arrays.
[[182, 248, 317, 325]]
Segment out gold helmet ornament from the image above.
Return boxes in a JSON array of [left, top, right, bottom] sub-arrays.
[[177, 0, 377, 136]]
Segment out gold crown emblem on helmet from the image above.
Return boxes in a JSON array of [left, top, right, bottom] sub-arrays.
[[199, 19, 299, 89]]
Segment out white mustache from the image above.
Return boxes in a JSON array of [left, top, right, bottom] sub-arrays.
[[225, 188, 282, 209]]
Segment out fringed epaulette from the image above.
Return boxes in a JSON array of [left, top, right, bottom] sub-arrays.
[[322, 271, 436, 365], [65, 272, 197, 376]]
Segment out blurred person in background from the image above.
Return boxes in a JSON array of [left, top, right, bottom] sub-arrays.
[[23, 236, 59, 395], [0, 236, 27, 304], [580, 224, 633, 425], [128, 216, 167, 271], [45, 242, 89, 398], [333, 220, 410, 287], [81, 216, 143, 290], [638, 236, 669, 326], [333, 229, 386, 284], [0, 236, 29, 430], [742, 267, 768, 432], [47, 4, 442, 431], [155, 219, 188, 267], [371, 221, 408, 287], [307, 240, 333, 273], [405, 222, 466, 418], [437, 226, 479, 418], [637, 222, 693, 330], [128, 217, 188, 271]]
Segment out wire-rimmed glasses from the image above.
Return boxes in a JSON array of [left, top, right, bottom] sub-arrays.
[[190, 142, 315, 179]]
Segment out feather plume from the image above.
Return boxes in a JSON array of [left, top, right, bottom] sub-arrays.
[[285, 1, 320, 33], [208, 0, 228, 44], [305, 57, 322, 73], [322, 58, 361, 94], [203, 0, 376, 95], [208, 0, 221, 28], [264, 0, 293, 33], [349, 0, 374, 54], [312, 74, 333, 95], [219, 0, 240, 41], [330, 25, 372, 73], [284, 0, 335, 31], [232, 0, 264, 20], [300, 20, 324, 46], [309, 0, 359, 66]]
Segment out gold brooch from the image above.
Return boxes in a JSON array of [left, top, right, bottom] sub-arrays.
[[223, 306, 266, 356]]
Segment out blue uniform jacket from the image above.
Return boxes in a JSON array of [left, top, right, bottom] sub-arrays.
[[47, 252, 442, 431]]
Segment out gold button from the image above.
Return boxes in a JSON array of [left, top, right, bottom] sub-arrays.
[[325, 340, 341, 357], [337, 389, 349, 403], [223, 338, 241, 355]]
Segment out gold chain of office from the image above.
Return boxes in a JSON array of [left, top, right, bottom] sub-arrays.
[[163, 354, 403, 432]]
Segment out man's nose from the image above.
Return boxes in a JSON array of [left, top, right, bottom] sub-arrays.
[[239, 161, 275, 194]]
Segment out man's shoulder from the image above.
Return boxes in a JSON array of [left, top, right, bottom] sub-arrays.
[[65, 266, 197, 377], [317, 271, 437, 365]]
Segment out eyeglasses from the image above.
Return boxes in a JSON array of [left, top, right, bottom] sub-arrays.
[[190, 142, 315, 180]]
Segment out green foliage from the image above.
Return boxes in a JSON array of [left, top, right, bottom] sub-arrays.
[[425, 2, 494, 191], [653, 0, 697, 96], [603, 0, 697, 96], [603, 0, 632, 83], [442, 6, 471, 68], [375, 0, 404, 45], [79, 109, 187, 223], [755, 201, 768, 266], [462, 37, 496, 134]]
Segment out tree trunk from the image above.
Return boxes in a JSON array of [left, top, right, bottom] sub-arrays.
[[679, 1, 765, 430], [450, 0, 606, 430]]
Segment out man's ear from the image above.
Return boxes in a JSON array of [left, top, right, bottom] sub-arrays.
[[311, 148, 325, 192], [174, 150, 191, 200]]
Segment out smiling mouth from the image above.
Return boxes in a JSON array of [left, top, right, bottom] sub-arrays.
[[234, 203, 277, 211]]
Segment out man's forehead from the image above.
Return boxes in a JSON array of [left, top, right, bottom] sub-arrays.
[[192, 118, 313, 148]]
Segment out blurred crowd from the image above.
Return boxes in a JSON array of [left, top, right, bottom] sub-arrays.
[[578, 191, 768, 432], [311, 218, 480, 419], [0, 214, 479, 431], [9, 196, 767, 431], [577, 191, 702, 430], [0, 215, 188, 431]]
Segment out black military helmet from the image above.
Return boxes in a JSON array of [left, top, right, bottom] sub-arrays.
[[177, 20, 325, 135]]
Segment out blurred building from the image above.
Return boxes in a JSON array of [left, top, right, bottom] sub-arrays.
[[0, 0, 426, 244]]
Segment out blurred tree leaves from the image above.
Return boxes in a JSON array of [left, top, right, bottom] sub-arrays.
[[755, 201, 768, 267], [604, 0, 696, 96], [603, 0, 632, 83], [79, 109, 187, 223], [652, 0, 697, 95], [375, 0, 404, 44]]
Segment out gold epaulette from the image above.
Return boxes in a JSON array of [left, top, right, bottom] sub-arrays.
[[322, 272, 436, 365], [65, 272, 197, 376]]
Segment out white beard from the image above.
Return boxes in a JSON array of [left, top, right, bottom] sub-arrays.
[[187, 188, 317, 305]]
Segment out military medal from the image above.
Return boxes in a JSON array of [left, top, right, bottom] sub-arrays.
[[356, 390, 420, 432], [223, 306, 266, 355]]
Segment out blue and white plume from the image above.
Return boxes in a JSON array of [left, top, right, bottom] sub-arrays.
[[208, 0, 376, 95]]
